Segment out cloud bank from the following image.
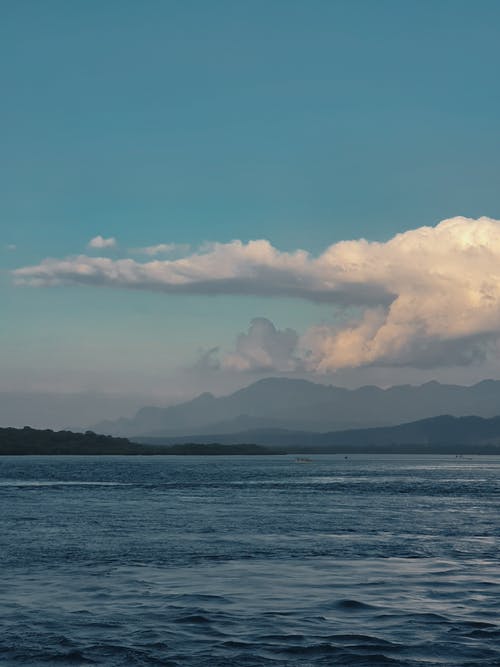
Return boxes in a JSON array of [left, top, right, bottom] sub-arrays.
[[14, 217, 500, 371]]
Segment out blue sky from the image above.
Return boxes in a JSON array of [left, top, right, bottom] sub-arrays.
[[2, 0, 500, 410]]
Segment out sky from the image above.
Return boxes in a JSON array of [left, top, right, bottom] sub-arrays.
[[2, 0, 500, 424]]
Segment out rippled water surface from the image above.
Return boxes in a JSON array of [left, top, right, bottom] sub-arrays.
[[1, 455, 499, 666]]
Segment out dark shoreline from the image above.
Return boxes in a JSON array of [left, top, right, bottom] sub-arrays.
[[2, 448, 500, 456], [3, 425, 500, 455]]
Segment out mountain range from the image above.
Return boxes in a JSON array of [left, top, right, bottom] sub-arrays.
[[134, 414, 500, 454], [92, 377, 500, 438]]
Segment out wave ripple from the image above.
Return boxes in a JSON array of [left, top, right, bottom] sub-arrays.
[[1, 454, 499, 665]]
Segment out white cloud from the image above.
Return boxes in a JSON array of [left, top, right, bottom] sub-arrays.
[[224, 318, 300, 372], [6, 244, 16, 251], [12, 238, 368, 301], [88, 235, 116, 249], [14, 216, 500, 371], [130, 243, 190, 256]]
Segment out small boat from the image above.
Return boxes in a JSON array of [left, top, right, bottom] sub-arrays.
[[295, 457, 313, 463]]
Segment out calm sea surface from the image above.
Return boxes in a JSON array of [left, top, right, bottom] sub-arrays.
[[0, 455, 499, 666]]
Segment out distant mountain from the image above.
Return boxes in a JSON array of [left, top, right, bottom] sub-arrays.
[[92, 377, 500, 438], [135, 415, 500, 454]]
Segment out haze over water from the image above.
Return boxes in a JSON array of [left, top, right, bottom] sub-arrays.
[[1, 454, 499, 666]]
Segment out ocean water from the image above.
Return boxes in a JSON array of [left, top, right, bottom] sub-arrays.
[[0, 455, 499, 667]]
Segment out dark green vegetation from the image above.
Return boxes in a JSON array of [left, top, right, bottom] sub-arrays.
[[0, 427, 276, 455], [159, 443, 277, 456], [0, 427, 148, 455]]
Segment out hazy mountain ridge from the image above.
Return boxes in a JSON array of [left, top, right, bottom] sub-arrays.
[[134, 414, 500, 454], [92, 377, 500, 437]]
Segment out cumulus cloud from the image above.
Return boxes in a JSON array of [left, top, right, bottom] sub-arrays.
[[88, 235, 116, 249], [223, 318, 300, 372], [6, 244, 17, 251], [13, 216, 500, 371], [12, 238, 386, 303]]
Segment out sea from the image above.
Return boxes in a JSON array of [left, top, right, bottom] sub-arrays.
[[0, 454, 499, 666]]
